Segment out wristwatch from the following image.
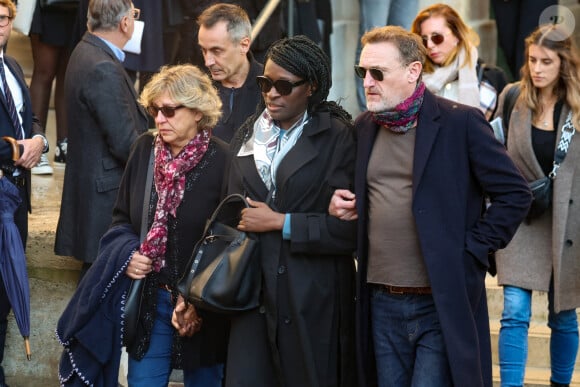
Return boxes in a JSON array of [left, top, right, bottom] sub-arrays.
[[32, 134, 49, 153]]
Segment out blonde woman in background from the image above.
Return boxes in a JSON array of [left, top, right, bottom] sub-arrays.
[[411, 3, 499, 120]]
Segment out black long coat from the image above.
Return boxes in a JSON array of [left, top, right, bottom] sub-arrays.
[[54, 32, 148, 262], [225, 111, 358, 387], [111, 133, 230, 369], [354, 90, 532, 387]]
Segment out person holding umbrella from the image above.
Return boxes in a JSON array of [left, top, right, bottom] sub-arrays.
[[0, 138, 31, 365], [0, 0, 48, 384]]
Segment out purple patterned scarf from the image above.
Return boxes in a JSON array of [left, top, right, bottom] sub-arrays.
[[140, 131, 211, 271], [372, 82, 426, 133]]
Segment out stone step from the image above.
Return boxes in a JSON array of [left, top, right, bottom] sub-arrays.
[[490, 320, 580, 369], [492, 364, 580, 386]]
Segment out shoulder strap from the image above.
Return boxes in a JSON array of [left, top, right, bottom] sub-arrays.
[[550, 112, 576, 179], [140, 136, 156, 240]]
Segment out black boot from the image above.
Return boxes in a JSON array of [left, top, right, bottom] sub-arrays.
[[551, 381, 570, 387]]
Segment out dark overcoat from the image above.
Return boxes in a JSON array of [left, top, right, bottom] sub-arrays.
[[111, 133, 230, 369], [0, 55, 43, 232], [55, 32, 148, 262], [354, 90, 532, 387], [225, 111, 358, 387]]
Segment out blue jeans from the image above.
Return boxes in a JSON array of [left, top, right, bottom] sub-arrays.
[[356, 0, 419, 111], [128, 290, 224, 387], [370, 286, 452, 387], [499, 285, 578, 386]]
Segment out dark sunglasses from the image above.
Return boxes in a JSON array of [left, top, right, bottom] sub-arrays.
[[421, 33, 445, 47], [354, 66, 385, 82], [147, 105, 185, 118], [256, 76, 307, 96]]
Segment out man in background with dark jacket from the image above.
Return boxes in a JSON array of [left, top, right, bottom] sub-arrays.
[[197, 3, 263, 143], [54, 0, 148, 281], [0, 1, 47, 385]]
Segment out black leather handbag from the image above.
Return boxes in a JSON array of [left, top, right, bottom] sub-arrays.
[[177, 194, 261, 314], [123, 143, 154, 348], [527, 176, 552, 220]]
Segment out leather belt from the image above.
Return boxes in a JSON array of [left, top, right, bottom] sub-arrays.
[[380, 284, 432, 295], [157, 283, 172, 292]]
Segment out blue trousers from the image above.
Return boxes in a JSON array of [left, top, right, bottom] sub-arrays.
[[128, 290, 223, 387], [370, 286, 452, 387], [499, 285, 578, 386]]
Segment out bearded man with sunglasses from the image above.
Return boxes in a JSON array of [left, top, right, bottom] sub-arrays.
[[55, 0, 148, 281], [329, 26, 532, 387]]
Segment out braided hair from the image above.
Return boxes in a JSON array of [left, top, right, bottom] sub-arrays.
[[231, 35, 352, 150]]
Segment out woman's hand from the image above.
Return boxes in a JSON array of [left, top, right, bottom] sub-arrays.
[[171, 295, 203, 337], [126, 251, 154, 279], [238, 197, 285, 232], [328, 189, 358, 220]]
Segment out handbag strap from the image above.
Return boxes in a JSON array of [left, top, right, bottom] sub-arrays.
[[140, 136, 156, 240], [550, 112, 576, 179], [187, 194, 250, 277], [202, 194, 250, 234]]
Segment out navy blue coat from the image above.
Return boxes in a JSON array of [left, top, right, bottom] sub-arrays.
[[354, 90, 532, 387], [0, 56, 42, 160], [0, 55, 43, 229]]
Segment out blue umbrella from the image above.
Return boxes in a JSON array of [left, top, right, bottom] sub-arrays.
[[0, 136, 31, 360]]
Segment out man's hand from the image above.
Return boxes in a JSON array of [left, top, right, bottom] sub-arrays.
[[237, 197, 285, 232], [14, 137, 43, 169], [329, 189, 358, 220]]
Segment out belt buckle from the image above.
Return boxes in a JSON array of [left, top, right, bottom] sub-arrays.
[[387, 285, 404, 295]]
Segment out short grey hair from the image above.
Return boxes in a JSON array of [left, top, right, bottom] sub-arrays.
[[197, 3, 252, 44], [87, 0, 132, 32]]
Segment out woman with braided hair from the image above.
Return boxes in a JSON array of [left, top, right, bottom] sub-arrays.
[[226, 35, 357, 386]]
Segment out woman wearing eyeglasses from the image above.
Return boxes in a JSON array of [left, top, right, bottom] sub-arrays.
[[113, 64, 229, 386], [494, 24, 580, 387], [411, 4, 495, 119], [224, 35, 357, 386]]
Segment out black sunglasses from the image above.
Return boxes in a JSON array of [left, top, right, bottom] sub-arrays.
[[147, 105, 185, 118], [421, 33, 445, 47], [256, 76, 307, 96], [354, 66, 385, 82]]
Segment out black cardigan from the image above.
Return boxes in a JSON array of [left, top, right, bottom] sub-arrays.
[[111, 132, 231, 369]]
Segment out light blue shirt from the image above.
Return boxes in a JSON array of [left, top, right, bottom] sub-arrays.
[[96, 35, 126, 62]]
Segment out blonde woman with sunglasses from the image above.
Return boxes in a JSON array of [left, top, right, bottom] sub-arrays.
[[411, 4, 490, 117]]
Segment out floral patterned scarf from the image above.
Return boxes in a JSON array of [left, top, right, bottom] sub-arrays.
[[140, 130, 211, 271], [371, 82, 426, 134]]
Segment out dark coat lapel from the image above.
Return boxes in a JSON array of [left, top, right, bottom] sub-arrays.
[[412, 90, 442, 197], [275, 114, 325, 190]]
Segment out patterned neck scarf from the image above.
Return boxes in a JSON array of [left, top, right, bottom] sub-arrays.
[[140, 130, 211, 271], [372, 82, 426, 134]]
